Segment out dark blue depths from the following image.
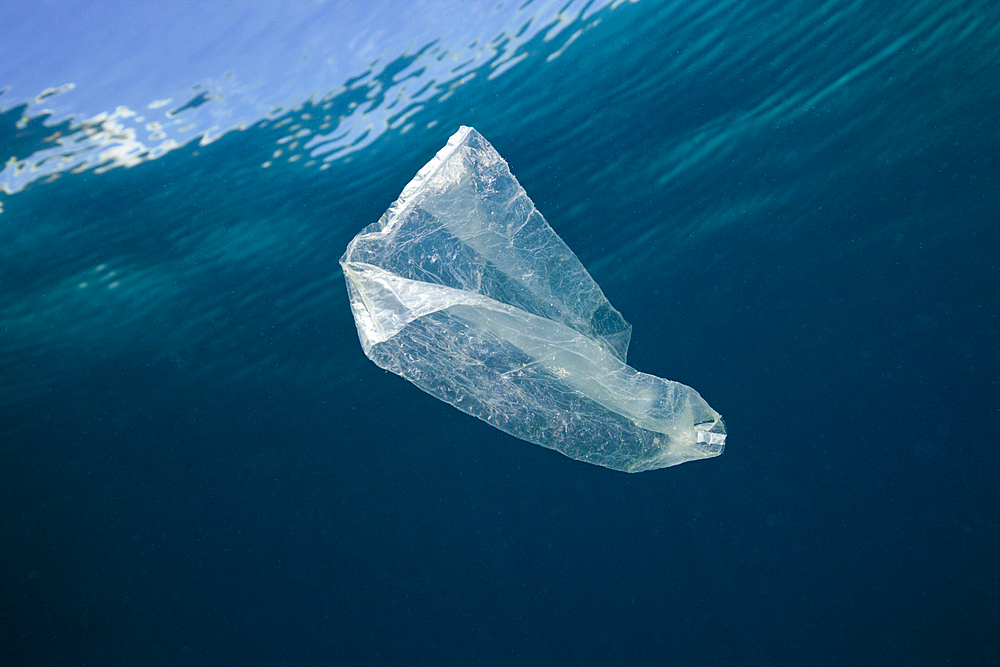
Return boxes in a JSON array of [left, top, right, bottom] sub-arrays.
[[1, 1, 998, 665]]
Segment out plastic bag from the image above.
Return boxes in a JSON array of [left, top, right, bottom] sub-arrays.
[[341, 126, 725, 472]]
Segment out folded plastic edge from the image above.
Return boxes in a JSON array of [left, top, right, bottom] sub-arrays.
[[377, 125, 475, 234]]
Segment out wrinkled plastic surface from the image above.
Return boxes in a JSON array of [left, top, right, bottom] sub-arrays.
[[341, 126, 726, 472]]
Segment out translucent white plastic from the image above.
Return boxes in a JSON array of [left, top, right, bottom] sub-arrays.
[[341, 126, 725, 472]]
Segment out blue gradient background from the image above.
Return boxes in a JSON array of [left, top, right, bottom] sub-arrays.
[[2, 1, 998, 664]]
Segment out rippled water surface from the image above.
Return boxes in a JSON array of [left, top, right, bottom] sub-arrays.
[[2, 1, 998, 664]]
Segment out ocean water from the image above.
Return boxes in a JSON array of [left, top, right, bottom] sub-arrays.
[[2, 1, 998, 665]]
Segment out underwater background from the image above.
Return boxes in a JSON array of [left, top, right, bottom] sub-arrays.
[[2, 0, 998, 664]]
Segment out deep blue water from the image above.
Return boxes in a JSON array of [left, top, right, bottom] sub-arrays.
[[2, 1, 998, 665]]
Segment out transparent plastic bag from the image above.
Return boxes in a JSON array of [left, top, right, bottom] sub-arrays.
[[341, 126, 725, 472]]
